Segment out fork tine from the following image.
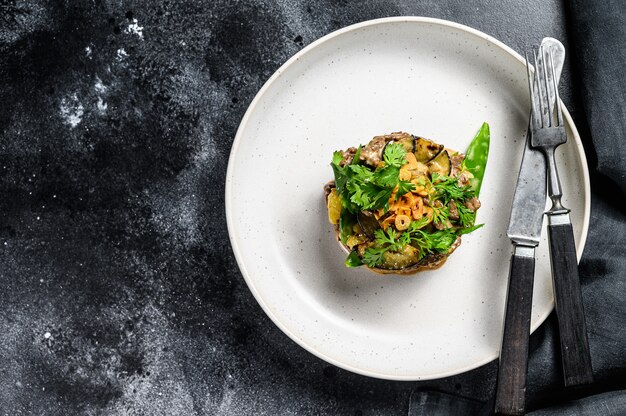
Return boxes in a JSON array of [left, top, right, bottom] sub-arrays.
[[525, 52, 538, 128], [533, 48, 546, 128], [542, 47, 553, 127], [549, 51, 564, 127]]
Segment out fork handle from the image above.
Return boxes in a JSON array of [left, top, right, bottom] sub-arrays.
[[547, 213, 594, 387], [544, 148, 568, 214]]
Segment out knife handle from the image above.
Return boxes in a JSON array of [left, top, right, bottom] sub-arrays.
[[547, 214, 593, 387], [494, 246, 535, 415]]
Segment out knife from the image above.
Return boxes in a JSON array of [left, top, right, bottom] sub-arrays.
[[494, 38, 564, 416]]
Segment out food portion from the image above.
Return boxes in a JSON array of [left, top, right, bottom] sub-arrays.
[[325, 123, 490, 274]]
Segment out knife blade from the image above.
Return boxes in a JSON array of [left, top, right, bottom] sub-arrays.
[[508, 38, 564, 246], [494, 38, 564, 416]]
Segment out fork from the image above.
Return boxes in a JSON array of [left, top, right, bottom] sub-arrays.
[[527, 47, 594, 387]]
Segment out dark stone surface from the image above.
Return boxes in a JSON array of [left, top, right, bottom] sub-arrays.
[[0, 0, 608, 415]]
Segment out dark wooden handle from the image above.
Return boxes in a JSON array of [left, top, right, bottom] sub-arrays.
[[494, 248, 535, 415], [548, 221, 593, 387]]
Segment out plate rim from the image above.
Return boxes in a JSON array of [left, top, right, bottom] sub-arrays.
[[225, 16, 591, 380]]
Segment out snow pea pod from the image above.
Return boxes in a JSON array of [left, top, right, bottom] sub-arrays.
[[463, 122, 490, 196]]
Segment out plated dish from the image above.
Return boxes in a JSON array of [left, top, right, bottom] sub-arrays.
[[325, 127, 489, 274], [225, 17, 590, 380]]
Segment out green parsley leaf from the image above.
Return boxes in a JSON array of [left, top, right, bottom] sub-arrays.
[[347, 164, 375, 180], [373, 165, 400, 188], [398, 229, 412, 247], [428, 229, 458, 251], [383, 143, 408, 167], [432, 204, 450, 225], [456, 202, 475, 227], [407, 216, 431, 232], [362, 227, 409, 267], [396, 180, 415, 197], [373, 227, 400, 248], [362, 246, 387, 268], [409, 228, 456, 259], [432, 173, 474, 203], [332, 151, 344, 166], [368, 188, 393, 210], [348, 181, 372, 208]]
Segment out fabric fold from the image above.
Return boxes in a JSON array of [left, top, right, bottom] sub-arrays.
[[566, 0, 626, 194]]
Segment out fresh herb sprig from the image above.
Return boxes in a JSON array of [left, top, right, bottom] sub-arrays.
[[429, 172, 480, 228], [362, 226, 410, 267], [331, 143, 415, 214], [431, 204, 450, 226], [431, 173, 475, 204], [362, 217, 483, 268], [456, 203, 475, 227]]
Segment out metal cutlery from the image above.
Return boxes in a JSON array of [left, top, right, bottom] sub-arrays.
[[528, 46, 594, 388], [494, 38, 564, 416]]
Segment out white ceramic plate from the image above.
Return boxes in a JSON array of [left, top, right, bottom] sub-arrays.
[[226, 17, 590, 380]]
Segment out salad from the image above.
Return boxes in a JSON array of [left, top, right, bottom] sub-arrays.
[[325, 123, 490, 274]]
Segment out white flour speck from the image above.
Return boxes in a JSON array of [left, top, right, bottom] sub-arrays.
[[116, 48, 129, 61], [97, 97, 108, 114], [126, 18, 144, 39], [94, 76, 107, 93], [94, 77, 109, 114], [59, 93, 84, 128]]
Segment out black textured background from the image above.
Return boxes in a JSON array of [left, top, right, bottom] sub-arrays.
[[0, 1, 603, 415]]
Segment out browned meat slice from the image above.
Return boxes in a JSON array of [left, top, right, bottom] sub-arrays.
[[449, 153, 465, 177], [464, 196, 481, 212]]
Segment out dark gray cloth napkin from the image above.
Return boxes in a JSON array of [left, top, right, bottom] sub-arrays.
[[409, 389, 626, 415], [567, 0, 626, 194]]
